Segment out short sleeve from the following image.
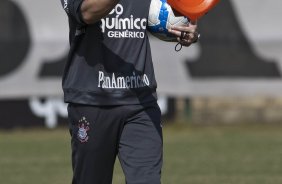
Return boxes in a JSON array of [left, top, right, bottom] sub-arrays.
[[61, 0, 86, 25]]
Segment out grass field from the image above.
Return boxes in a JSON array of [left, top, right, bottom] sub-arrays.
[[1, 123, 282, 184]]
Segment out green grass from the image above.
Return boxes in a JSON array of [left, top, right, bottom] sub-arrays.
[[1, 123, 282, 184]]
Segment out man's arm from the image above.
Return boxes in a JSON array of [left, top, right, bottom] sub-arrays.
[[168, 21, 199, 47], [81, 0, 119, 24], [61, 0, 119, 25]]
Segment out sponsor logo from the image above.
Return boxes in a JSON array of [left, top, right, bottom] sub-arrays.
[[101, 4, 147, 38], [63, 0, 69, 13], [77, 117, 90, 143], [98, 71, 150, 89]]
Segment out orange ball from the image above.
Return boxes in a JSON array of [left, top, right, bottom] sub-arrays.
[[167, 0, 221, 21]]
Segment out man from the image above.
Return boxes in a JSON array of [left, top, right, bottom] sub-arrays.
[[60, 0, 198, 183]]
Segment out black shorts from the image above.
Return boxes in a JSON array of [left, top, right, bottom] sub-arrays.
[[67, 102, 163, 184]]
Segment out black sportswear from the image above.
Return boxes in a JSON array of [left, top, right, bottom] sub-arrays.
[[67, 102, 162, 184], [61, 0, 158, 105]]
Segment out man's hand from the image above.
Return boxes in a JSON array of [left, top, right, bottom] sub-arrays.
[[81, 0, 119, 24], [168, 20, 199, 47]]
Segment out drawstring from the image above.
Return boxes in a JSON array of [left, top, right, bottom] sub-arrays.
[[174, 31, 200, 52], [175, 42, 183, 52], [175, 31, 186, 52]]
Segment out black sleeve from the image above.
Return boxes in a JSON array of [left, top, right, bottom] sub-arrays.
[[61, 0, 86, 25]]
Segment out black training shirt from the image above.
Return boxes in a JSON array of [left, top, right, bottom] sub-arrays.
[[60, 0, 158, 105]]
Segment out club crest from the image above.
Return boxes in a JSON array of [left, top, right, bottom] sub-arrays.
[[77, 116, 90, 143]]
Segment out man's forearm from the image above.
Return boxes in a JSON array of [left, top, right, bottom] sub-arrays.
[[81, 0, 119, 24]]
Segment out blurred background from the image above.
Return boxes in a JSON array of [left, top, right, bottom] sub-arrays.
[[1, 0, 282, 184]]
